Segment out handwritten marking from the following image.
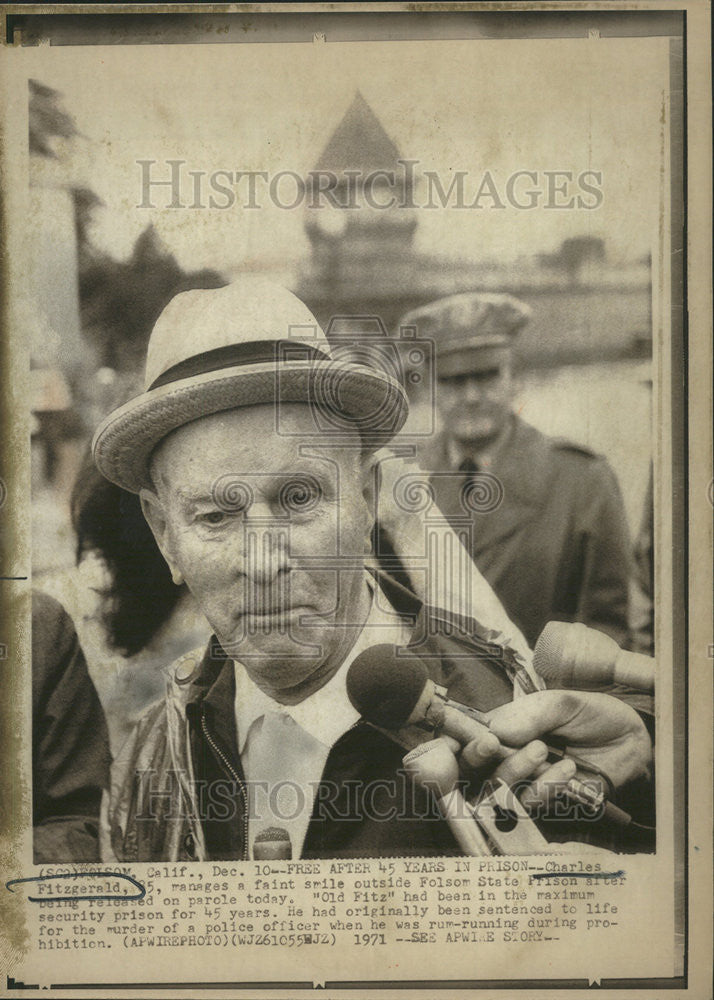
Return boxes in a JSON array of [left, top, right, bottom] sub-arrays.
[[6, 871, 146, 902], [530, 870, 625, 881]]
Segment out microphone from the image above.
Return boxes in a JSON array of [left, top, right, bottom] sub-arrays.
[[402, 738, 491, 856], [346, 644, 606, 814], [533, 622, 655, 693], [346, 644, 513, 752], [253, 827, 292, 861]]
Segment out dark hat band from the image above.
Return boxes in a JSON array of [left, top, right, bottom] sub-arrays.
[[149, 340, 332, 391], [438, 334, 511, 357]]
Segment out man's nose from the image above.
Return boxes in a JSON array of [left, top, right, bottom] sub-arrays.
[[462, 377, 483, 403], [241, 514, 292, 586]]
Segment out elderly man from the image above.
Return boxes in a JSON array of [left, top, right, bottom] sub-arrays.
[[401, 292, 633, 650], [94, 280, 651, 861]]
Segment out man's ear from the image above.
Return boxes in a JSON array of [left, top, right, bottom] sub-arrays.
[[359, 449, 379, 548], [502, 357, 516, 392], [139, 487, 185, 586]]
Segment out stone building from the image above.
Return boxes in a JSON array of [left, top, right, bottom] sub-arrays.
[[294, 92, 652, 374]]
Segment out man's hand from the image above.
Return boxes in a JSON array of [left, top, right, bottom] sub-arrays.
[[460, 689, 652, 808]]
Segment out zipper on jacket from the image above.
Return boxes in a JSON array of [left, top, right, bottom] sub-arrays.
[[200, 711, 250, 861]]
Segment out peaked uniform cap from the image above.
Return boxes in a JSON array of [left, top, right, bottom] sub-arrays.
[[400, 292, 532, 357], [92, 279, 408, 493]]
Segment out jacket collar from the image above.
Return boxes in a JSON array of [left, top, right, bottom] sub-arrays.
[[183, 638, 238, 760], [423, 415, 554, 555]]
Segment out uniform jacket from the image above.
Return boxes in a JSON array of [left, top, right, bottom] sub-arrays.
[[419, 417, 632, 649]]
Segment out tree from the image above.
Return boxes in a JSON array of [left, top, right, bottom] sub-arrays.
[[78, 224, 225, 372], [28, 78, 78, 158], [538, 236, 606, 284]]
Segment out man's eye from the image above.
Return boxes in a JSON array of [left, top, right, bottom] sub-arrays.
[[439, 375, 467, 389], [198, 511, 228, 526], [211, 477, 252, 515], [279, 476, 323, 514]]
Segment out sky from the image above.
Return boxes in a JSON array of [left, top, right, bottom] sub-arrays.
[[21, 34, 670, 274]]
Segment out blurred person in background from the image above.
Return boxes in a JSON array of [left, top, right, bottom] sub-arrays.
[[400, 292, 633, 651], [629, 463, 654, 656], [66, 452, 211, 753], [32, 242, 226, 751], [30, 366, 87, 575], [32, 590, 111, 861]]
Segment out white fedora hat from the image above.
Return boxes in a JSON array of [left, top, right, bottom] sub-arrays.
[[92, 278, 408, 493]]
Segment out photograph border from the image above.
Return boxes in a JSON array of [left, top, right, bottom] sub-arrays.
[[1, 3, 710, 996]]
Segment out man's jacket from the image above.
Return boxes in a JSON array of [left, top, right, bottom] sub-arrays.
[[33, 591, 111, 862], [103, 575, 653, 862], [419, 417, 632, 649], [103, 581, 532, 862]]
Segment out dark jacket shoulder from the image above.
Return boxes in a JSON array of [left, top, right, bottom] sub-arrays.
[[32, 590, 111, 862], [551, 437, 598, 458]]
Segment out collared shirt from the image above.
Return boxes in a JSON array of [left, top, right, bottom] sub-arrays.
[[445, 416, 513, 472], [233, 578, 411, 859]]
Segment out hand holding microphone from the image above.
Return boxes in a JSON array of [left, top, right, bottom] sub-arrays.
[[402, 737, 492, 856], [346, 645, 603, 809], [346, 644, 652, 817]]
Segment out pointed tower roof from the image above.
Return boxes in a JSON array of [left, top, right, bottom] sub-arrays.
[[313, 92, 403, 175]]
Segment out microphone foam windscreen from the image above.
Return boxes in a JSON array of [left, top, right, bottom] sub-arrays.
[[346, 644, 429, 729]]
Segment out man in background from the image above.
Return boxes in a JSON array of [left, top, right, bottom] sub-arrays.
[[32, 590, 111, 861], [401, 292, 632, 650]]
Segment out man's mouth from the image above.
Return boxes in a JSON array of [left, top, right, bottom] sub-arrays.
[[233, 606, 326, 639], [459, 413, 493, 427], [239, 605, 318, 623], [245, 605, 298, 616]]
